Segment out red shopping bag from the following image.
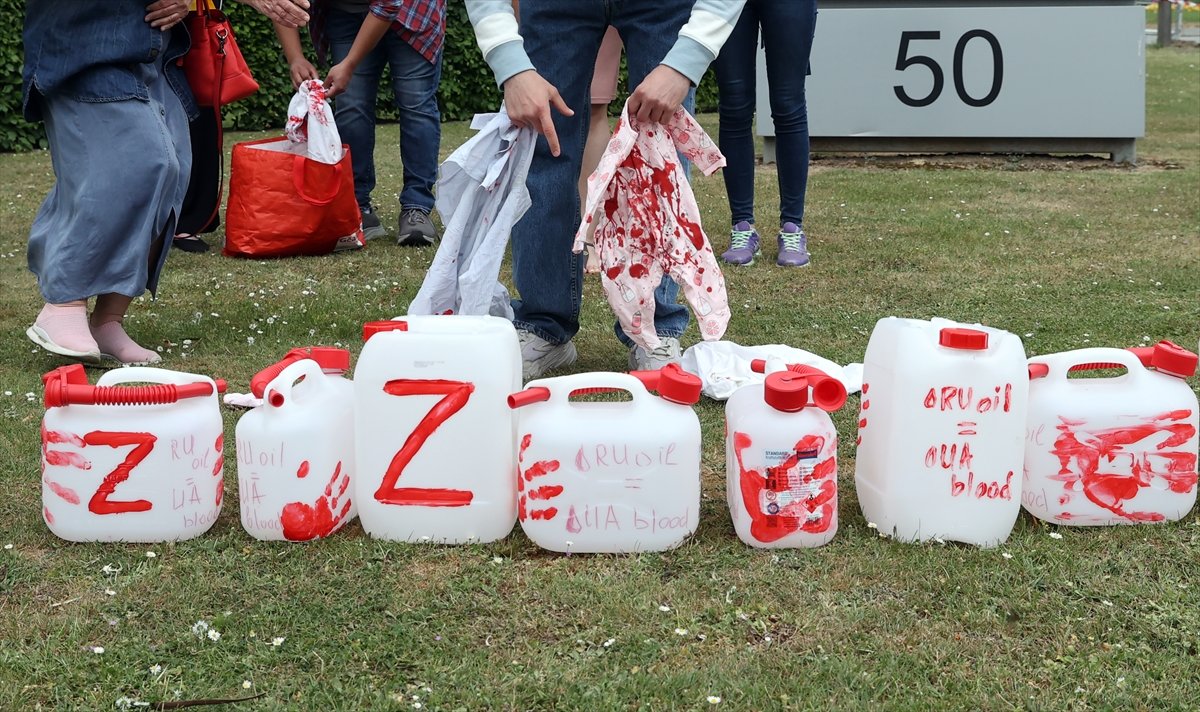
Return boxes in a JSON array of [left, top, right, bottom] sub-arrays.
[[224, 137, 365, 258]]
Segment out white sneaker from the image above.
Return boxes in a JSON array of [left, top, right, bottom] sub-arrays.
[[518, 329, 578, 381], [628, 336, 682, 371]]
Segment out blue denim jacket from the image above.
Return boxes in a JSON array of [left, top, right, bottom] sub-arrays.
[[22, 0, 197, 122]]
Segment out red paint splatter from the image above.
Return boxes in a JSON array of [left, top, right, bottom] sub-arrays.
[[42, 424, 91, 470], [516, 433, 562, 522], [215, 477, 224, 507], [1049, 410, 1197, 522], [43, 507, 54, 525], [606, 265, 624, 280], [43, 427, 85, 447], [281, 461, 352, 541], [215, 434, 224, 453], [44, 478, 80, 505], [83, 431, 157, 515], [629, 263, 649, 279], [734, 432, 837, 543], [296, 461, 310, 479], [212, 454, 224, 478], [375, 379, 476, 507], [44, 449, 91, 470]]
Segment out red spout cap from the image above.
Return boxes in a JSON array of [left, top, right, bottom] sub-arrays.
[[362, 320, 408, 341], [630, 363, 702, 405], [764, 372, 809, 412], [939, 327, 989, 350], [1150, 340, 1197, 378], [508, 387, 551, 409]]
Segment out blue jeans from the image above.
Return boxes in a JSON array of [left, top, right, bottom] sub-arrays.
[[713, 0, 817, 228], [325, 9, 441, 213], [514, 1, 693, 347]]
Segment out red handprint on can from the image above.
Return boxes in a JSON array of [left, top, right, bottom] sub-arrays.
[[281, 461, 352, 541], [517, 434, 562, 522], [734, 432, 837, 543]]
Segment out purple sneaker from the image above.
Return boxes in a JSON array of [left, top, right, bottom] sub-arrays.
[[777, 222, 810, 267], [721, 221, 761, 265]]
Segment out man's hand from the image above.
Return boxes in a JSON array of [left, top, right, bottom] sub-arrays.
[[628, 65, 691, 125], [289, 57, 320, 89], [243, 0, 311, 28], [145, 0, 189, 30], [502, 70, 574, 157], [323, 61, 354, 98]]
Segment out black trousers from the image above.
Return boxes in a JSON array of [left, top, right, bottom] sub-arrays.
[[177, 107, 222, 235]]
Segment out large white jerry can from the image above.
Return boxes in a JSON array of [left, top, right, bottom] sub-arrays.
[[41, 365, 225, 542], [354, 316, 521, 543], [726, 367, 846, 548], [510, 367, 703, 554], [854, 318, 1029, 547], [1023, 342, 1199, 525], [236, 358, 357, 541]]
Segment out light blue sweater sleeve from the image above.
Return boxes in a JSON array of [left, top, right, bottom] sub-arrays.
[[465, 0, 746, 87]]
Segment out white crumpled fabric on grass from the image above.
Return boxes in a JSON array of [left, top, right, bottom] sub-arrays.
[[680, 340, 864, 401], [409, 108, 536, 318], [285, 79, 343, 165]]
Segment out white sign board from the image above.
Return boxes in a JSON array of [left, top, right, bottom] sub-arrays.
[[757, 5, 1145, 139]]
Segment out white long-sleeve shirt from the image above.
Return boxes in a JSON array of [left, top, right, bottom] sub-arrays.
[[464, 0, 746, 87]]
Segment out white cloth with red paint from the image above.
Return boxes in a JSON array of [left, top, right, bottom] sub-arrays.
[[285, 80, 343, 165], [680, 340, 863, 401], [408, 108, 535, 318], [574, 103, 731, 350]]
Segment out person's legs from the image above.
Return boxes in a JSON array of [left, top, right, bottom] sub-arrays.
[[760, 0, 816, 230], [174, 107, 221, 251], [579, 26, 622, 273], [511, 0, 607, 347], [326, 8, 388, 212], [712, 2, 760, 228], [610, 1, 694, 355], [386, 33, 443, 245], [759, 0, 817, 267]]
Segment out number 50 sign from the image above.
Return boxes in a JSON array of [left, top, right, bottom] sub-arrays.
[[756, 3, 1145, 161]]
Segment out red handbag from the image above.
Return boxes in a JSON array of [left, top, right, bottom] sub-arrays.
[[183, 0, 259, 107]]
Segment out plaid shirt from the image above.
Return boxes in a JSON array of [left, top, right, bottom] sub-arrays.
[[312, 0, 446, 65], [371, 0, 446, 63]]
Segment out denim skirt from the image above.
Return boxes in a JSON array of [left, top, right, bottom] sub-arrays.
[[27, 54, 192, 303]]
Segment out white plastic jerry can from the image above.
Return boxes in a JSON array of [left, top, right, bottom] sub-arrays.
[[508, 365, 703, 554], [726, 365, 848, 548], [236, 355, 357, 541], [40, 365, 225, 543], [353, 316, 521, 543], [854, 317, 1029, 547], [1023, 341, 1199, 525]]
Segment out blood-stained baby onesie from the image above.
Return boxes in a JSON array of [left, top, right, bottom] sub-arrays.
[[574, 103, 731, 351]]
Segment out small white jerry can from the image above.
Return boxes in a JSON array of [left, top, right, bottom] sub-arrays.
[[1024, 342, 1199, 525], [41, 365, 225, 543], [726, 364, 847, 548], [353, 316, 521, 544], [854, 317, 1029, 547], [509, 365, 703, 554], [236, 356, 357, 541]]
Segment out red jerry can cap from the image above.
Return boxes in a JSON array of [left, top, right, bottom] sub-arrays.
[[764, 371, 809, 412], [656, 363, 702, 405], [939, 327, 989, 350], [362, 320, 408, 341], [629, 363, 702, 405], [1151, 340, 1198, 378]]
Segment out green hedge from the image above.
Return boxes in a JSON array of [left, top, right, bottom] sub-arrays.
[[1, 1, 717, 153]]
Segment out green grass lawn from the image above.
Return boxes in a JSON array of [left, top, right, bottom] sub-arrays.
[[1, 46, 1198, 711]]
